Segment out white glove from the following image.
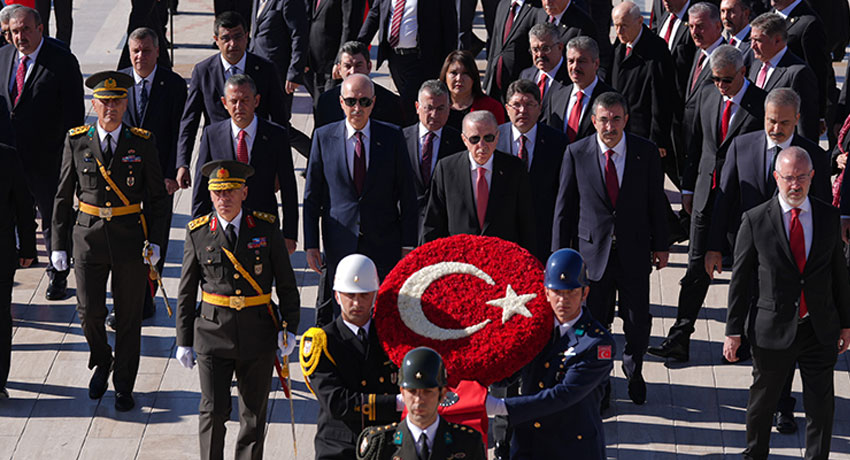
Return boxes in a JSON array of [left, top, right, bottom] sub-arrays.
[[50, 251, 68, 271], [485, 394, 508, 416], [278, 330, 296, 357], [176, 346, 195, 369], [143, 243, 161, 266]]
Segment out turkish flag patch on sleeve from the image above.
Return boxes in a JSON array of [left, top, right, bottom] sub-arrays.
[[597, 345, 612, 360]]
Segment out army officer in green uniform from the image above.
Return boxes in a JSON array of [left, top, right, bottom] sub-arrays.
[[176, 160, 300, 460], [356, 347, 486, 460], [51, 71, 169, 412]]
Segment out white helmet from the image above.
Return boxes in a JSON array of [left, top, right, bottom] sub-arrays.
[[333, 254, 380, 293]]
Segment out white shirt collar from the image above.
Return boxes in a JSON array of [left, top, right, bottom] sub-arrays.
[[133, 65, 157, 84], [220, 52, 247, 75], [776, 0, 802, 18], [777, 193, 810, 215], [724, 78, 750, 104], [512, 123, 537, 146], [766, 132, 794, 151], [596, 132, 626, 158], [217, 209, 243, 234], [346, 119, 371, 141], [342, 318, 371, 337], [16, 36, 43, 62], [96, 123, 122, 146], [554, 312, 582, 338], [406, 416, 440, 454], [550, 1, 571, 22], [468, 151, 495, 172], [231, 115, 258, 142], [418, 123, 443, 141]]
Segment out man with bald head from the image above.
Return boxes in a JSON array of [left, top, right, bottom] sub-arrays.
[[304, 73, 417, 325], [422, 110, 535, 252], [725, 146, 850, 460]]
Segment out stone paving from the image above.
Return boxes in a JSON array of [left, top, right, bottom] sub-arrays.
[[2, 0, 850, 458]]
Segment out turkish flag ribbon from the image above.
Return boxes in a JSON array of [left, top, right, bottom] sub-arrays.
[[401, 380, 490, 448]]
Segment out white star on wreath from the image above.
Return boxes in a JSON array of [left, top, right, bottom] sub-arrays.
[[487, 285, 536, 324]]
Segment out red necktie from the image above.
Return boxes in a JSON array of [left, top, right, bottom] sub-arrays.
[[789, 208, 807, 318], [353, 131, 366, 194], [496, 2, 518, 90], [604, 149, 619, 207], [389, 0, 406, 48], [548, 15, 556, 23], [663, 14, 677, 44], [625, 45, 632, 57], [756, 62, 769, 88], [518, 134, 528, 169], [720, 99, 733, 143], [537, 73, 547, 100], [729, 36, 737, 47], [690, 52, 706, 92], [421, 131, 434, 186], [236, 129, 249, 163], [566, 91, 584, 142], [476, 167, 488, 230], [14, 55, 27, 105]]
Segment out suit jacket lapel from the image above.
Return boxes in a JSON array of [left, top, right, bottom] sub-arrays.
[[765, 65, 786, 91], [768, 198, 796, 267], [338, 122, 359, 195], [362, 127, 380, 195], [723, 86, 751, 143], [753, 135, 769, 197], [482, 155, 505, 233], [87, 128, 107, 167], [587, 142, 610, 207], [618, 137, 639, 207], [505, 2, 532, 43], [407, 128, 424, 185], [250, 120, 266, 166], [429, 419, 451, 459]]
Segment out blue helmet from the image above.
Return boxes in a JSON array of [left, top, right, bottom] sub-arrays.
[[544, 249, 588, 290]]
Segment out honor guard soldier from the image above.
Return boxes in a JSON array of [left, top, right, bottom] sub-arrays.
[[51, 71, 169, 412], [175, 160, 300, 460], [356, 347, 486, 460], [300, 254, 401, 460], [485, 249, 615, 460]]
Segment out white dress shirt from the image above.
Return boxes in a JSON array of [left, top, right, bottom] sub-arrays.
[[406, 416, 439, 457], [510, 123, 536, 170], [468, 152, 494, 202], [778, 194, 812, 258], [391, 0, 419, 48], [627, 26, 643, 50], [564, 76, 598, 133], [342, 318, 371, 337], [12, 37, 43, 87], [554, 313, 582, 340], [132, 65, 157, 108], [548, 0, 570, 23], [345, 120, 372, 178], [661, 0, 690, 50], [596, 134, 626, 186], [765, 133, 794, 179], [220, 52, 247, 78], [418, 123, 443, 173], [217, 209, 243, 237], [96, 123, 122, 155], [729, 24, 751, 49], [230, 115, 259, 161]]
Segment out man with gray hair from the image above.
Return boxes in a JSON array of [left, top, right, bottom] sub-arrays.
[[403, 79, 464, 233], [535, 0, 610, 79], [422, 110, 535, 252], [649, 44, 766, 364], [519, 23, 568, 105], [724, 145, 850, 460]]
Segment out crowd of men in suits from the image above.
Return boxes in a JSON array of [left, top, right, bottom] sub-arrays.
[[2, 0, 850, 458]]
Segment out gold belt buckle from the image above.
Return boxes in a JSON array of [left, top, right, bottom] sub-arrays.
[[98, 207, 113, 220], [229, 296, 246, 310]]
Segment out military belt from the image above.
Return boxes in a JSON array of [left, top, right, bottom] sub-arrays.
[[202, 291, 271, 311], [78, 201, 141, 221]]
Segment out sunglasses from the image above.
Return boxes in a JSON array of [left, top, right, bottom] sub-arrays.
[[342, 97, 373, 107], [465, 134, 496, 144], [710, 75, 735, 84]]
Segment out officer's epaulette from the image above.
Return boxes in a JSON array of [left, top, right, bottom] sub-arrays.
[[356, 423, 398, 460], [68, 125, 90, 137], [187, 215, 211, 231], [300, 327, 336, 395], [252, 210, 276, 224], [129, 127, 151, 139]]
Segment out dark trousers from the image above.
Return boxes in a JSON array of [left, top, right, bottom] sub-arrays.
[[0, 267, 13, 390], [668, 204, 713, 345], [75, 260, 147, 393], [586, 247, 650, 378], [282, 90, 312, 159], [35, 0, 73, 45], [387, 51, 423, 127], [744, 320, 837, 460], [24, 166, 69, 282], [197, 351, 275, 460]]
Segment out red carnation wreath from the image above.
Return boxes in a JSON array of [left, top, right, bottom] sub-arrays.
[[375, 234, 552, 387]]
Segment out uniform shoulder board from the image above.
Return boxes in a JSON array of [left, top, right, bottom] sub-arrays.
[[356, 425, 392, 460], [68, 125, 90, 137], [300, 327, 336, 382], [187, 215, 211, 231], [129, 127, 151, 139], [252, 210, 276, 224]]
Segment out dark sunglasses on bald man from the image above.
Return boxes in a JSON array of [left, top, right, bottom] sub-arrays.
[[465, 134, 496, 144], [342, 97, 374, 107]]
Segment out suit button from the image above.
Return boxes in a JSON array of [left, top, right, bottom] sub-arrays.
[[105, 186, 111, 191], [379, 377, 385, 383], [234, 273, 240, 279], [207, 259, 212, 263], [800, 279, 805, 285], [544, 362, 549, 368], [361, 380, 367, 386], [533, 422, 541, 428], [235, 289, 242, 295], [577, 435, 582, 440], [538, 381, 544, 388], [105, 201, 112, 207]]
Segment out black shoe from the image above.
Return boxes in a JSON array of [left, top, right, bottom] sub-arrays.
[[623, 364, 646, 405], [106, 311, 117, 331], [115, 392, 135, 412], [89, 363, 112, 399], [0, 387, 8, 399], [647, 339, 689, 362], [45, 278, 67, 300], [774, 411, 797, 434]]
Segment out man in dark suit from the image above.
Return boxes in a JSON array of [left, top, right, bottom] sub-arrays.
[[748, 12, 819, 141], [483, 0, 540, 103], [537, 0, 610, 78], [357, 0, 457, 114], [119, 27, 187, 321], [175, 12, 288, 190], [176, 160, 300, 460], [653, 0, 696, 97], [305, 0, 367, 98], [612, 1, 678, 183], [519, 23, 568, 119], [544, 36, 613, 143], [498, 79, 567, 263], [721, 0, 753, 70], [313, 41, 406, 130], [552, 91, 669, 405], [1, 6, 84, 300], [422, 110, 536, 251], [249, 0, 313, 159], [403, 80, 464, 235], [648, 45, 766, 363], [304, 74, 417, 324], [724, 146, 850, 460], [192, 74, 299, 254]]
